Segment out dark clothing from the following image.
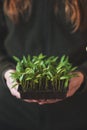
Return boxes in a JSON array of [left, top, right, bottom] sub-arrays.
[[0, 78, 87, 130], [0, 0, 87, 129]]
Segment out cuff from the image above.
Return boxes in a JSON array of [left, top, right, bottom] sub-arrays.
[[0, 61, 15, 79]]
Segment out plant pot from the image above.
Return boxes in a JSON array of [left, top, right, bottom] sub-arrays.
[[18, 85, 68, 99]]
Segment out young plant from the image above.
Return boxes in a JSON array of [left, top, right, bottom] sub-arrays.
[[11, 54, 77, 93]]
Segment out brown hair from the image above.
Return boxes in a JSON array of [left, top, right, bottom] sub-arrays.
[[4, 0, 31, 23], [4, 0, 87, 31], [65, 0, 87, 32]]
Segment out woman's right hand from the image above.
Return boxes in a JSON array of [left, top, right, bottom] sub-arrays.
[[4, 69, 21, 98]]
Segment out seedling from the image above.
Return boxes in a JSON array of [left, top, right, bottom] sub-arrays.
[[11, 54, 77, 99]]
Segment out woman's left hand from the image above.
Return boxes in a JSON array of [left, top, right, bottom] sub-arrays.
[[66, 71, 84, 97]]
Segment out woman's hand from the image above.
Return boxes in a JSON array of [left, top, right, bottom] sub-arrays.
[[66, 71, 84, 97], [4, 69, 21, 98]]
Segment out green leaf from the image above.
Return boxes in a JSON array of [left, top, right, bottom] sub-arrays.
[[13, 56, 20, 62]]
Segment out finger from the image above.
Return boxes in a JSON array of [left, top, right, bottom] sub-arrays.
[[6, 80, 20, 98], [23, 98, 63, 104], [23, 99, 40, 103], [66, 84, 80, 97], [10, 88, 21, 98]]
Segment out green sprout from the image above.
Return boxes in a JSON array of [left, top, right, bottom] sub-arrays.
[[11, 54, 77, 93]]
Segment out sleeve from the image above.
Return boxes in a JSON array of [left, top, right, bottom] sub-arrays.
[[77, 61, 87, 93], [0, 1, 15, 79], [76, 31, 87, 93]]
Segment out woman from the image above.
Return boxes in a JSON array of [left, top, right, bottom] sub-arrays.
[[0, 0, 87, 129]]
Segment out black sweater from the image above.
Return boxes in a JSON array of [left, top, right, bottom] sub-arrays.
[[0, 0, 87, 81]]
